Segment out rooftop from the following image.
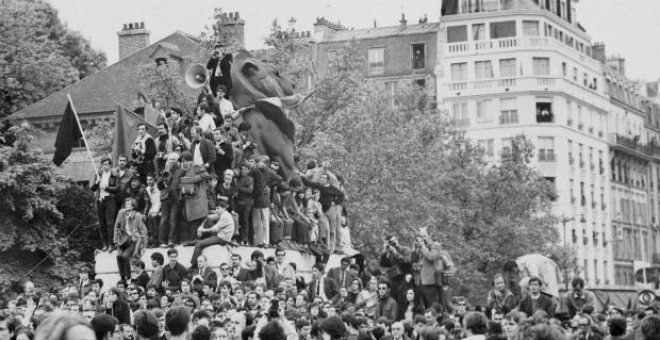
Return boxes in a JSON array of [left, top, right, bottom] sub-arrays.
[[321, 22, 439, 43]]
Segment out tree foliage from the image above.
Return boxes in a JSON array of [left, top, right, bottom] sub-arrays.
[[291, 46, 559, 301], [0, 0, 106, 118], [0, 126, 98, 299], [199, 8, 244, 53], [139, 61, 195, 114]]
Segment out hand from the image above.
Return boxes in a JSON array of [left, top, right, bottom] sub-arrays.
[[163, 280, 170, 288], [405, 274, 412, 283]]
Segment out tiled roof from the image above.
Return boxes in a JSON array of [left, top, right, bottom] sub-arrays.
[[322, 23, 439, 43], [11, 31, 206, 120]]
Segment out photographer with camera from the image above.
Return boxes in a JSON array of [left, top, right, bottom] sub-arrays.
[[411, 227, 456, 312], [380, 235, 411, 303], [154, 123, 181, 173]]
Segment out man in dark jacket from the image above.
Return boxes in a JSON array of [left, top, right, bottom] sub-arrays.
[[517, 276, 556, 318], [162, 248, 188, 292], [235, 162, 254, 245], [375, 281, 399, 321], [213, 128, 233, 180], [159, 153, 183, 246], [91, 157, 119, 252], [308, 263, 339, 302], [250, 155, 282, 246], [184, 126, 216, 171]]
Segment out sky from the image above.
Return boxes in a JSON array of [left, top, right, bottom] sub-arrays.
[[49, 0, 660, 81]]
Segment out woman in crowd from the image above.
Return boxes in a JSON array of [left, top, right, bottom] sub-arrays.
[[398, 288, 425, 323]]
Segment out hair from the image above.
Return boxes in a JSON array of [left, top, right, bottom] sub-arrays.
[[170, 107, 182, 116], [312, 263, 325, 274], [133, 260, 145, 270], [165, 306, 191, 337], [137, 123, 147, 130], [521, 323, 567, 340], [319, 316, 347, 340], [198, 103, 210, 114], [463, 312, 488, 335], [241, 326, 256, 340], [192, 326, 211, 340], [91, 314, 118, 340], [609, 316, 627, 337], [15, 328, 34, 340], [167, 248, 178, 257], [150, 252, 164, 265], [505, 311, 527, 325], [34, 312, 91, 340], [275, 248, 285, 256], [134, 310, 159, 339], [640, 315, 660, 340], [231, 253, 242, 261], [238, 122, 251, 132], [571, 277, 585, 289], [528, 276, 543, 287], [100, 157, 112, 166], [258, 321, 285, 340], [295, 319, 311, 330]]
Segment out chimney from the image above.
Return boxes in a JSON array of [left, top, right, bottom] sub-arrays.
[[400, 14, 407, 27], [608, 56, 626, 76], [592, 43, 606, 64], [216, 11, 245, 48], [117, 22, 150, 60]]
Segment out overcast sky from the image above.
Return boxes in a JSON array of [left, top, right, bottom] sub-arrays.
[[49, 0, 660, 81]]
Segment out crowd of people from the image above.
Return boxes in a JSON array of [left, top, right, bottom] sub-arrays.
[[92, 83, 351, 281], [4, 226, 660, 340]]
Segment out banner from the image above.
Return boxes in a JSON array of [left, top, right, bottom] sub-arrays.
[[112, 105, 158, 164], [52, 99, 83, 166]]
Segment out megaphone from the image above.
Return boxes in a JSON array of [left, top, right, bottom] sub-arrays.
[[185, 63, 209, 89]]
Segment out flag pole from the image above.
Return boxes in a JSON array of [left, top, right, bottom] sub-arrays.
[[67, 93, 99, 174]]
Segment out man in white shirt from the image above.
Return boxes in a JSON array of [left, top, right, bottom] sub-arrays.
[[189, 197, 234, 268], [274, 248, 296, 282], [197, 102, 216, 133], [145, 174, 161, 248]]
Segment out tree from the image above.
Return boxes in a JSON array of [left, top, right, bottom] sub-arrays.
[[0, 125, 98, 301], [296, 48, 559, 301], [0, 0, 107, 118], [546, 244, 581, 290], [138, 61, 195, 114]]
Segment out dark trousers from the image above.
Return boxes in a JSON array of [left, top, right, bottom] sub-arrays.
[[236, 199, 253, 242], [159, 199, 181, 244], [190, 235, 229, 266], [270, 210, 283, 244], [117, 240, 136, 280], [420, 284, 444, 311], [97, 198, 116, 247], [147, 215, 160, 246]]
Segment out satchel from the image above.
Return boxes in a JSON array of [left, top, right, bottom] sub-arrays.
[[180, 177, 198, 198]]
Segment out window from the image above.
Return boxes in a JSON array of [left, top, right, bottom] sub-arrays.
[[501, 138, 513, 158], [500, 98, 518, 124], [538, 137, 555, 162], [523, 21, 540, 36], [533, 57, 550, 75], [562, 62, 567, 77], [573, 67, 578, 81], [451, 63, 468, 81], [452, 102, 469, 126], [478, 139, 494, 156], [447, 25, 468, 43], [472, 23, 486, 40], [568, 140, 574, 165], [545, 24, 553, 37], [476, 100, 492, 122], [411, 43, 425, 69], [475, 61, 494, 79], [490, 21, 516, 39], [499, 58, 517, 77], [567, 100, 573, 125], [367, 47, 385, 75], [536, 99, 553, 123]]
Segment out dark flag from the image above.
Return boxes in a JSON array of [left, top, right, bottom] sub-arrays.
[[112, 105, 158, 164], [52, 99, 83, 166]]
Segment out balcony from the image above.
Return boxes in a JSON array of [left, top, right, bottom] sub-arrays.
[[445, 36, 603, 71], [444, 76, 610, 109], [609, 133, 660, 161]]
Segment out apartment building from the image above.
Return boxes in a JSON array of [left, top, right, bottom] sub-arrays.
[[437, 0, 615, 290]]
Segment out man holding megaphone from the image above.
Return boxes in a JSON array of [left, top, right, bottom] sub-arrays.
[[206, 44, 233, 98]]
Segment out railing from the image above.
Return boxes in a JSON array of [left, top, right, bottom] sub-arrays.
[[444, 76, 610, 110], [446, 36, 602, 71]]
